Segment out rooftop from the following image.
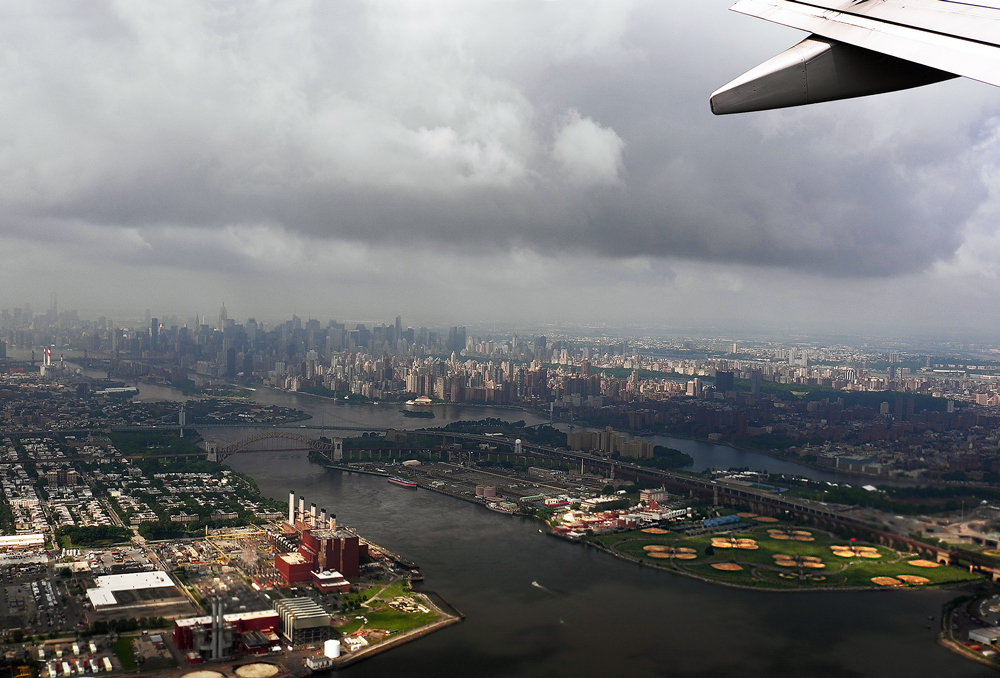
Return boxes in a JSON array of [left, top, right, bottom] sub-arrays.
[[174, 609, 279, 628], [86, 570, 174, 607], [277, 552, 309, 565]]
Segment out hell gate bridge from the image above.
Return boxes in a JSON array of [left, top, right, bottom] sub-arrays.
[[206, 432, 342, 463]]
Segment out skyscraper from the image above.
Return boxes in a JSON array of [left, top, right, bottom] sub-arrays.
[[448, 327, 466, 353], [715, 371, 734, 392], [534, 336, 547, 362], [150, 318, 159, 348], [226, 348, 237, 379]]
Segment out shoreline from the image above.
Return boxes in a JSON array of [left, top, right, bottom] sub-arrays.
[[614, 428, 877, 481], [319, 459, 968, 595], [279, 385, 535, 415], [328, 595, 462, 670], [937, 594, 1000, 671]]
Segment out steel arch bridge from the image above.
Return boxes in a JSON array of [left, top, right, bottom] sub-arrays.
[[207, 432, 342, 463]]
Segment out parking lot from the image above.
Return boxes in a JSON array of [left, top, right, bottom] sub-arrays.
[[1, 567, 73, 633]]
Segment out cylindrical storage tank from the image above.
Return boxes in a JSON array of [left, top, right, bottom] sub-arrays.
[[324, 639, 341, 659], [475, 486, 485, 498], [484, 486, 497, 498]]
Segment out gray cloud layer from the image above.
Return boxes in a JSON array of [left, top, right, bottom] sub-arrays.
[[2, 0, 1000, 321]]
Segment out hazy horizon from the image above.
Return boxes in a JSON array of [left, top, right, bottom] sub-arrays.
[[2, 1, 1000, 337]]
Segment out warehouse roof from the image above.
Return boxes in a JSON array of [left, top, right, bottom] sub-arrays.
[[0, 534, 45, 548], [86, 571, 173, 607]]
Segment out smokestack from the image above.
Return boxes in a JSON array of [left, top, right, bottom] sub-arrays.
[[299, 496, 305, 523], [217, 598, 222, 659], [213, 598, 221, 659], [310, 503, 317, 527], [320, 508, 327, 526], [329, 513, 336, 530], [288, 491, 295, 526]]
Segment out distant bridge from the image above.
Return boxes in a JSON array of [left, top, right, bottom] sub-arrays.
[[206, 432, 343, 463]]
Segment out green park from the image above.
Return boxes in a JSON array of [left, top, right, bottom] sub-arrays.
[[591, 519, 985, 590], [334, 580, 442, 637]]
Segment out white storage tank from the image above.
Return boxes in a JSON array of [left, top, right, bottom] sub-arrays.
[[324, 639, 341, 659]]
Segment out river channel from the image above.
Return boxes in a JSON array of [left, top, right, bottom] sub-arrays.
[[71, 364, 860, 484], [225, 453, 992, 678]]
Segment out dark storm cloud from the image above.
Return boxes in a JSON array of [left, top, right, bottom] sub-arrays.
[[0, 0, 995, 279]]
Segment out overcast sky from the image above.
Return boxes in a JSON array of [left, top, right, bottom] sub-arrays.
[[2, 0, 1000, 336]]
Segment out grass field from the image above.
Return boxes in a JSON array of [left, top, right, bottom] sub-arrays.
[[338, 607, 439, 636], [337, 581, 440, 637], [590, 523, 984, 590], [112, 637, 137, 671]]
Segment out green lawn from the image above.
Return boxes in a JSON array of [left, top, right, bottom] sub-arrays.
[[595, 524, 984, 589], [339, 608, 438, 636], [337, 582, 438, 638], [113, 637, 137, 671], [372, 580, 410, 600]]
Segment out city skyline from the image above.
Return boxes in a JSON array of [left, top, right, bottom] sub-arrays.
[[0, 2, 999, 335]]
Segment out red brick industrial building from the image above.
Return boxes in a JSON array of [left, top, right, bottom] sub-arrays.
[[274, 527, 366, 586]]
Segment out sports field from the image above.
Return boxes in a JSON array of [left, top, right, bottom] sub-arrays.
[[591, 522, 982, 589]]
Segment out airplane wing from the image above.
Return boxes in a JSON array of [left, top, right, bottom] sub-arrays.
[[711, 0, 1000, 114]]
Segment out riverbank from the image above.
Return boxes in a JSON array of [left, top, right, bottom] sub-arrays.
[[631, 428, 885, 480], [225, 449, 988, 678], [938, 594, 1000, 671], [315, 458, 981, 594], [328, 593, 463, 670]]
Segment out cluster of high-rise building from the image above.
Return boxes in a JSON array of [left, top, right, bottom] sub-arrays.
[[567, 426, 654, 459], [11, 304, 1000, 416]]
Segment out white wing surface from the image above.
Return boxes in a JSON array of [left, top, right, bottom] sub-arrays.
[[711, 0, 1000, 114]]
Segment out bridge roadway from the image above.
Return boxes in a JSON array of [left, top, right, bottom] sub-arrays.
[[13, 423, 392, 435], [14, 424, 864, 529]]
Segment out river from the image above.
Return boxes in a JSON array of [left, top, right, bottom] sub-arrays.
[[63, 353, 885, 483], [225, 453, 993, 678]]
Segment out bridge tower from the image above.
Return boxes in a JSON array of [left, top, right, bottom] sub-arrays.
[[205, 442, 219, 462]]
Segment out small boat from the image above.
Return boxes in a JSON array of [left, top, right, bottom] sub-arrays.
[[388, 477, 418, 489]]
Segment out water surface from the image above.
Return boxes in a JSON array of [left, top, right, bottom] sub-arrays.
[[226, 452, 992, 678]]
